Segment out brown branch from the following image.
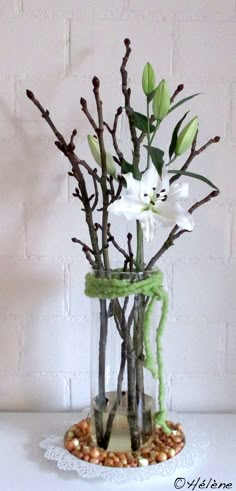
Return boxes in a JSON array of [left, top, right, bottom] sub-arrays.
[[67, 128, 77, 152], [170, 83, 184, 103], [104, 106, 123, 162], [95, 222, 130, 261], [120, 39, 140, 168], [91, 170, 99, 212], [80, 97, 97, 131], [137, 84, 184, 145], [146, 189, 220, 270], [71, 239, 97, 267], [170, 135, 220, 185], [127, 232, 134, 271], [92, 76, 110, 270], [72, 237, 94, 254], [72, 187, 83, 202], [26, 89, 103, 270], [110, 175, 123, 203]]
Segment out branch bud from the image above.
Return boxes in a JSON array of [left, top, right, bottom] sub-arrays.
[[26, 89, 34, 100], [177, 84, 184, 92], [213, 136, 220, 143], [92, 76, 100, 89], [80, 97, 87, 108]]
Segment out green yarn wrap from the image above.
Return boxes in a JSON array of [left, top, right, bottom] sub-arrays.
[[85, 269, 171, 435]]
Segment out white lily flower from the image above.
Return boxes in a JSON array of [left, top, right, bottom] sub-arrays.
[[109, 164, 194, 242]]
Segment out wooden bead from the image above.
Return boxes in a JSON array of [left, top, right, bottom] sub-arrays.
[[90, 458, 99, 465], [89, 447, 100, 459], [65, 440, 75, 451], [83, 455, 90, 462], [104, 458, 114, 467], [167, 448, 176, 458], [79, 420, 89, 432], [156, 451, 167, 463]]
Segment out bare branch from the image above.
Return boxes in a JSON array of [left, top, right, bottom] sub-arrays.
[[26, 89, 103, 270], [120, 39, 140, 167], [170, 83, 184, 103], [170, 135, 221, 185], [127, 232, 134, 271], [146, 189, 220, 269], [104, 106, 123, 162], [92, 76, 110, 270], [80, 97, 97, 131]]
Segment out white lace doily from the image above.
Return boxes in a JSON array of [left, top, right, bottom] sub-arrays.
[[40, 408, 209, 483]]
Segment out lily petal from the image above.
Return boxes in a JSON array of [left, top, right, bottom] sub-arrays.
[[156, 202, 194, 231], [140, 163, 158, 197], [168, 182, 189, 200], [124, 173, 141, 200], [109, 195, 144, 219], [139, 210, 158, 242]]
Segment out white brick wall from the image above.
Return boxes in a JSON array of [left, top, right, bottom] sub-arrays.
[[0, 0, 235, 412]]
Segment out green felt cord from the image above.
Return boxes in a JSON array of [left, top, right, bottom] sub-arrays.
[[85, 270, 171, 434]]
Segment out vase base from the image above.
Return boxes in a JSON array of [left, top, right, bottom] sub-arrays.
[[64, 418, 185, 468]]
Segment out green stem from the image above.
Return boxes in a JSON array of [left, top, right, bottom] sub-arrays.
[[150, 120, 160, 146], [136, 221, 144, 271], [147, 99, 151, 170]]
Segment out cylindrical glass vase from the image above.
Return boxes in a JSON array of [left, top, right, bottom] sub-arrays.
[[89, 270, 158, 453]]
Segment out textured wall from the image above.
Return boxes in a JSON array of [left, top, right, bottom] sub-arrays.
[[0, 0, 235, 412]]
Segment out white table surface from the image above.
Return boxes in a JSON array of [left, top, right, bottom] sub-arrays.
[[0, 412, 235, 490]]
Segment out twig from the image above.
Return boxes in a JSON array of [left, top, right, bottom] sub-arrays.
[[71, 238, 96, 267], [95, 222, 130, 261], [127, 233, 134, 271], [72, 187, 83, 202], [91, 170, 99, 211], [172, 189, 220, 240], [170, 135, 220, 185], [104, 106, 123, 162], [71, 237, 94, 254], [120, 39, 140, 167], [112, 175, 123, 202], [170, 83, 184, 103], [146, 189, 220, 269], [68, 128, 77, 152], [26, 89, 103, 270], [92, 76, 110, 271], [80, 97, 97, 131]]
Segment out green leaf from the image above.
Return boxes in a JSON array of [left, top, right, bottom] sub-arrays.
[[168, 170, 219, 190], [144, 145, 164, 178], [132, 112, 156, 133], [169, 111, 189, 159], [168, 93, 202, 114], [121, 159, 142, 180]]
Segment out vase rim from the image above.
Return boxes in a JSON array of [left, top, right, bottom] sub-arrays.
[[91, 266, 160, 278]]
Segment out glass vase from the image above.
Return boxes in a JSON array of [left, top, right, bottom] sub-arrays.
[[89, 269, 160, 452]]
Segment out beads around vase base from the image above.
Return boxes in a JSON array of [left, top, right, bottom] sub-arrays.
[[64, 418, 185, 468]]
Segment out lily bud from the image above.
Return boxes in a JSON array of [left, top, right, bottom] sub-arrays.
[[152, 79, 170, 122], [87, 135, 116, 176], [175, 116, 199, 156], [142, 62, 155, 96]]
